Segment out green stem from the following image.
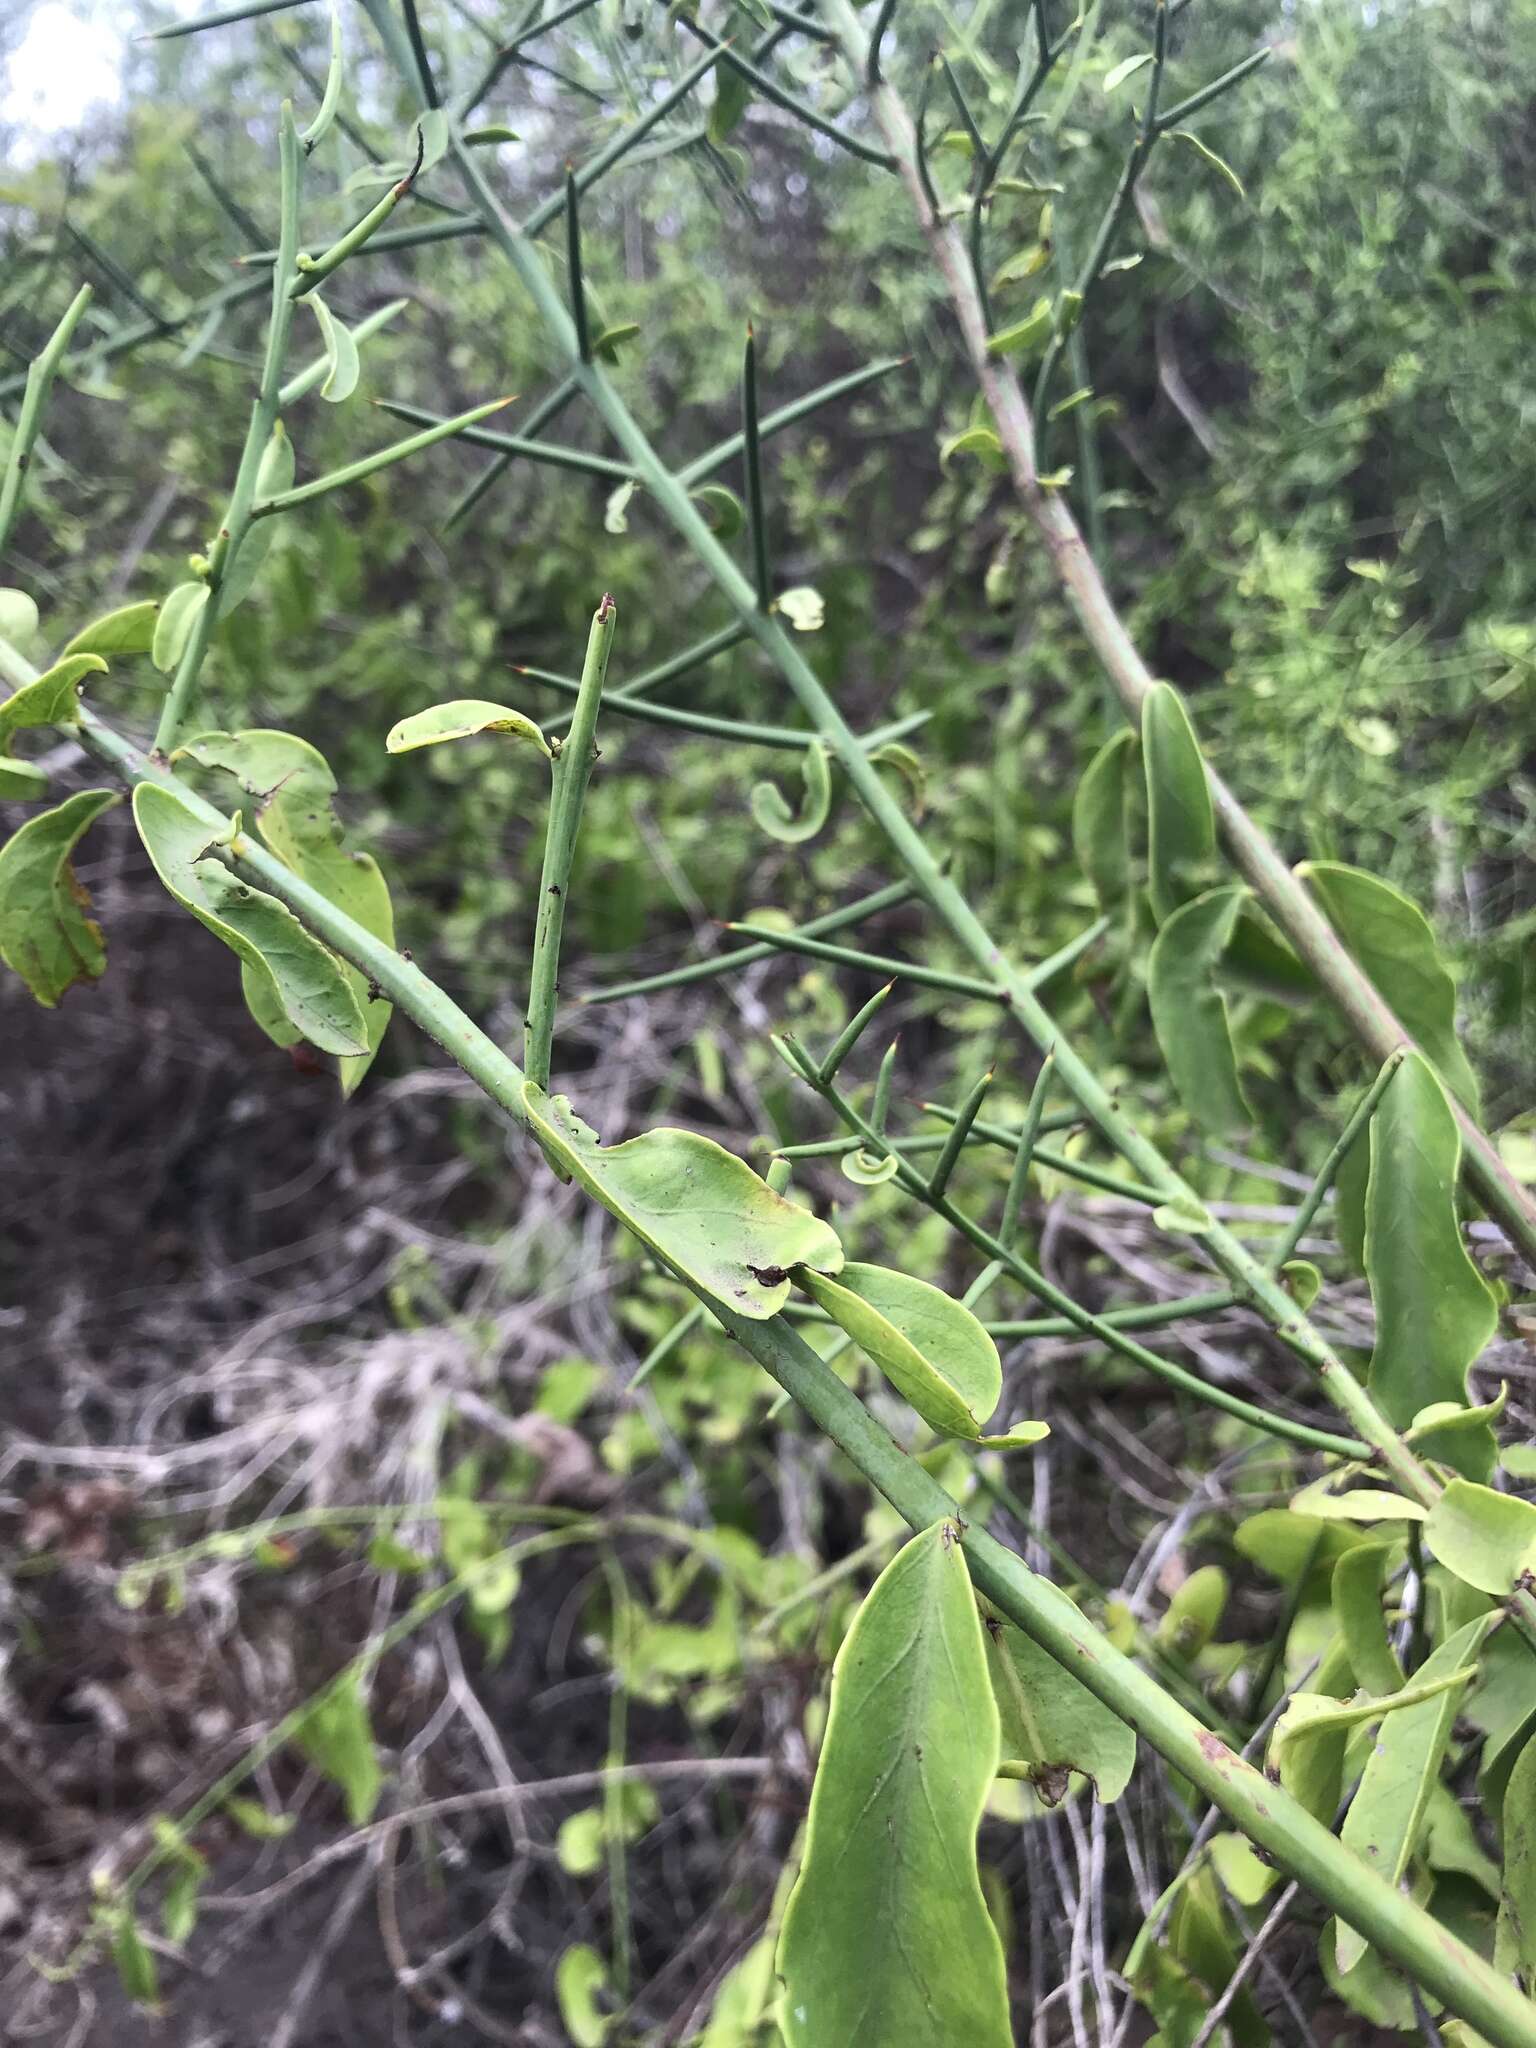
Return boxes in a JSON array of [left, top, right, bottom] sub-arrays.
[[75, 705, 1536, 2046], [253, 397, 513, 515], [727, 919, 1000, 999], [583, 876, 915, 1004], [1270, 1049, 1404, 1269], [153, 107, 304, 756], [524, 596, 617, 1089], [0, 283, 92, 558]]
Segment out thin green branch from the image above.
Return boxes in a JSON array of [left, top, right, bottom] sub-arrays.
[[582, 876, 915, 1004], [0, 284, 92, 559], [727, 920, 1001, 1000], [443, 375, 579, 531], [1156, 46, 1272, 130], [565, 166, 591, 360], [742, 327, 771, 610], [928, 1062, 993, 1200], [921, 1099, 1166, 1205], [525, 595, 617, 1089], [522, 664, 928, 754], [253, 397, 514, 515], [290, 126, 426, 295], [374, 398, 634, 481], [1270, 1050, 1405, 1269], [671, 10, 897, 169], [1001, 1051, 1053, 1246], [143, 0, 317, 38]]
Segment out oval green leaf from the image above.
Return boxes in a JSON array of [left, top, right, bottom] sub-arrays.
[[520, 1083, 843, 1319], [1147, 884, 1251, 1134], [1365, 1051, 1497, 1478], [1423, 1480, 1536, 1598], [152, 580, 210, 675], [776, 1522, 1011, 2048], [1300, 862, 1481, 1113], [309, 292, 360, 403], [0, 788, 120, 1005], [132, 781, 368, 1057], [795, 1260, 1002, 1438], [385, 698, 551, 758], [1142, 681, 1215, 923]]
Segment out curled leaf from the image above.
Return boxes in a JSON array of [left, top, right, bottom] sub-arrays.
[[0, 654, 105, 746], [520, 1083, 843, 1318], [132, 782, 368, 1056], [795, 1260, 1002, 1439], [386, 699, 551, 758], [840, 1145, 900, 1187], [750, 737, 832, 845], [1168, 128, 1245, 199], [308, 293, 360, 403], [940, 425, 1006, 471], [986, 295, 1054, 359], [0, 788, 120, 1005], [693, 483, 743, 538], [179, 729, 394, 1092]]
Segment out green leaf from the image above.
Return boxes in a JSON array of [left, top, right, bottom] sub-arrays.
[[776, 586, 825, 633], [152, 580, 210, 674], [709, 62, 751, 144], [1299, 863, 1481, 1113], [794, 1261, 1002, 1439], [219, 423, 295, 614], [1281, 1258, 1322, 1309], [1142, 681, 1215, 923], [777, 1522, 1011, 2048], [301, 0, 344, 150], [293, 1671, 381, 1825], [555, 1943, 610, 2048], [1072, 727, 1135, 908], [1155, 1564, 1228, 1658], [0, 758, 49, 799], [177, 730, 394, 1092], [751, 739, 832, 845], [1364, 1051, 1497, 1478], [983, 1604, 1136, 1801], [0, 789, 119, 1005], [520, 1083, 843, 1319], [132, 782, 368, 1057], [1330, 1542, 1403, 1697], [1168, 128, 1246, 198], [1334, 1614, 1492, 1972], [1147, 885, 1252, 1134], [0, 654, 105, 746], [385, 698, 551, 758], [693, 483, 744, 538], [1104, 51, 1152, 92], [986, 295, 1054, 359], [991, 242, 1051, 289], [223, 1794, 296, 1839], [462, 125, 520, 145], [1423, 1480, 1536, 1597], [1498, 1727, 1536, 1988], [108, 1908, 160, 2009], [61, 600, 160, 658], [416, 107, 450, 172], [1268, 1659, 1482, 1826], [591, 321, 641, 364], [840, 1145, 901, 1187], [939, 425, 1006, 471], [0, 587, 40, 648], [308, 293, 360, 403], [699, 1935, 779, 2048]]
